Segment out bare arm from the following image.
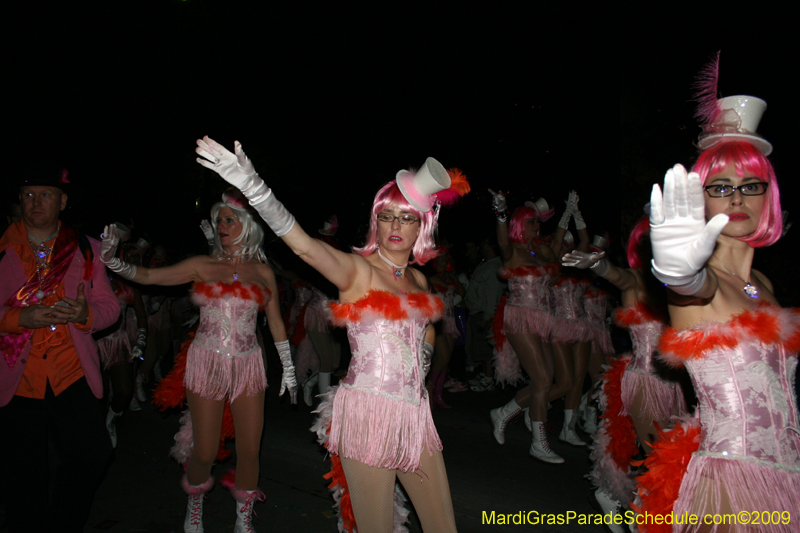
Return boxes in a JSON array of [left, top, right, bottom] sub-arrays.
[[260, 264, 288, 343], [496, 221, 513, 262], [130, 256, 205, 286], [279, 224, 362, 293]]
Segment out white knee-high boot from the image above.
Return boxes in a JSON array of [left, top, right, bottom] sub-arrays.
[[559, 409, 586, 446], [530, 422, 564, 464], [182, 476, 213, 533], [490, 398, 522, 445]]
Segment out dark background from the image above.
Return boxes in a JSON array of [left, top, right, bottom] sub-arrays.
[[7, 3, 797, 301]]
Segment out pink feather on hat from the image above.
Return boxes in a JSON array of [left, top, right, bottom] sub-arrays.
[[693, 50, 721, 126]]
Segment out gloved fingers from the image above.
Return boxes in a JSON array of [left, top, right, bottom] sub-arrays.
[[672, 164, 691, 218], [688, 172, 706, 221], [688, 214, 729, 270], [650, 184, 665, 225]]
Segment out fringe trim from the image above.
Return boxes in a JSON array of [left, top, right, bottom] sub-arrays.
[[97, 332, 131, 370], [659, 304, 800, 366], [184, 344, 266, 402], [190, 281, 270, 309], [632, 417, 701, 533], [550, 317, 594, 343], [620, 369, 687, 421], [588, 355, 639, 503], [614, 302, 665, 328], [327, 386, 442, 472], [329, 290, 444, 326], [503, 304, 555, 340]]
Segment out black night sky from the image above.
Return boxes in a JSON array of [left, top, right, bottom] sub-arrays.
[[7, 4, 797, 300]]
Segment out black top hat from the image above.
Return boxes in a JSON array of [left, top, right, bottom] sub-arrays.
[[20, 165, 71, 193]]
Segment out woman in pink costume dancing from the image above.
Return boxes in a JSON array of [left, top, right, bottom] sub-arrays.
[[635, 93, 798, 531], [195, 136, 468, 532], [100, 190, 295, 533]]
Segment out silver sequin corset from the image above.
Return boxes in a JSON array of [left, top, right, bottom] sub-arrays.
[[626, 320, 664, 374], [341, 317, 428, 405], [551, 280, 587, 320], [687, 341, 800, 466], [191, 294, 260, 358], [506, 273, 552, 314]]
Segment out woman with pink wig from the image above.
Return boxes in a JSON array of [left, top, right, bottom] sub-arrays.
[[631, 75, 799, 529], [100, 190, 293, 533], [194, 136, 468, 532], [487, 192, 566, 463]]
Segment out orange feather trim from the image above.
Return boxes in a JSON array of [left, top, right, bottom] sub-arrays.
[[328, 290, 444, 326], [602, 356, 640, 471], [492, 295, 509, 352], [614, 302, 665, 328], [498, 263, 559, 279], [632, 418, 701, 533], [323, 452, 357, 533], [659, 304, 800, 366], [191, 281, 270, 309]]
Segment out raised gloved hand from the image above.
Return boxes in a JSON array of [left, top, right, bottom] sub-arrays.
[[275, 340, 298, 404], [561, 250, 605, 269], [196, 137, 296, 237], [200, 220, 215, 246], [568, 191, 586, 230], [100, 225, 138, 280], [488, 189, 508, 223], [650, 164, 728, 293], [421, 341, 434, 379], [130, 328, 147, 361]]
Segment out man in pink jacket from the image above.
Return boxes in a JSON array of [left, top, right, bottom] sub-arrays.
[[0, 168, 120, 533]]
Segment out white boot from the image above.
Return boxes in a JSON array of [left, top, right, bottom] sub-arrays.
[[559, 409, 586, 446], [233, 489, 264, 533], [318, 372, 331, 395], [490, 398, 522, 445], [581, 405, 598, 434], [182, 476, 213, 533], [303, 374, 319, 406], [530, 421, 564, 463], [106, 407, 123, 448], [593, 489, 625, 533], [134, 372, 147, 402]]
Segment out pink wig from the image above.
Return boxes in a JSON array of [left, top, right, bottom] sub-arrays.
[[691, 141, 782, 247], [351, 181, 440, 265], [626, 216, 651, 270], [508, 206, 538, 243]]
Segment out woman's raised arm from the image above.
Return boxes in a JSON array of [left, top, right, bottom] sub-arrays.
[[195, 136, 360, 292]]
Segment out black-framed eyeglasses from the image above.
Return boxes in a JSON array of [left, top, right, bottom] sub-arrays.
[[703, 182, 769, 198], [377, 213, 419, 225]]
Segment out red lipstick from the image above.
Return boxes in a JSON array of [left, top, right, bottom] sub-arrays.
[[728, 213, 749, 221]]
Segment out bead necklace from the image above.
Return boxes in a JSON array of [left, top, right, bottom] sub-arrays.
[[378, 248, 408, 280], [27, 224, 60, 301]]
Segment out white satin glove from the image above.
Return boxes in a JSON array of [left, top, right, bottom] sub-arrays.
[[196, 137, 296, 236], [100, 225, 138, 280], [649, 164, 728, 291], [130, 328, 147, 361], [561, 250, 605, 269], [200, 220, 215, 246], [488, 189, 508, 223], [275, 340, 298, 404]]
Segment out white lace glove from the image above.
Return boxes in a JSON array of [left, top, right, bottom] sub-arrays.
[[100, 225, 138, 280], [275, 340, 298, 404], [421, 341, 434, 379], [488, 189, 508, 224], [558, 205, 572, 230], [200, 219, 215, 246], [561, 251, 607, 275], [130, 328, 147, 361], [650, 164, 728, 294], [569, 191, 586, 230], [196, 137, 296, 236]]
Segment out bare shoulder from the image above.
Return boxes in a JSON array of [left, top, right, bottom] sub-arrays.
[[407, 267, 429, 292]]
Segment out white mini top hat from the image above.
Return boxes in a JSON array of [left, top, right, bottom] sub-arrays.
[[563, 230, 574, 244], [698, 95, 772, 156], [318, 215, 339, 236], [590, 235, 608, 252], [524, 198, 555, 222], [396, 157, 451, 212]]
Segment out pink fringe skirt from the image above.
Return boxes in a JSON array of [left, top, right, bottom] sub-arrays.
[[183, 343, 267, 401], [326, 386, 442, 472], [98, 330, 131, 370], [621, 366, 687, 422], [503, 304, 554, 341], [550, 317, 594, 344], [673, 453, 800, 532], [591, 326, 614, 355]]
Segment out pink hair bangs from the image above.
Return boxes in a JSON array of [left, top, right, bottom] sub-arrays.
[[351, 181, 439, 265], [508, 206, 538, 243], [692, 141, 782, 248], [627, 216, 650, 270]]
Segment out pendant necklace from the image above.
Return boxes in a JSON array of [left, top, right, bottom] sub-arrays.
[[27, 224, 60, 301], [715, 263, 759, 299], [378, 248, 408, 280], [224, 253, 240, 280]]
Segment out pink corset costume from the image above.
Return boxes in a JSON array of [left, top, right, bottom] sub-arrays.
[[641, 305, 800, 532], [615, 304, 687, 422], [584, 288, 614, 354], [184, 281, 269, 401], [326, 290, 444, 472], [499, 264, 558, 340], [433, 282, 460, 339], [97, 283, 136, 369], [549, 275, 593, 343]]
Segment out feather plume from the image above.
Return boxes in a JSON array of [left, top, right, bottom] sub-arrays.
[[692, 50, 722, 125], [435, 168, 471, 206]]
